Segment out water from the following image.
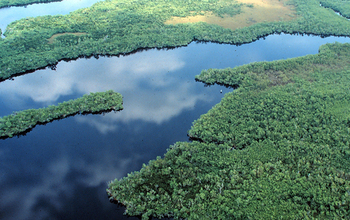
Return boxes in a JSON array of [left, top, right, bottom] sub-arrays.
[[1, 1, 350, 220], [0, 0, 102, 37], [320, 3, 350, 20], [1, 33, 350, 220]]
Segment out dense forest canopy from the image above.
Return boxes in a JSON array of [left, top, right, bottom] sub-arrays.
[[320, 0, 350, 19], [2, 0, 350, 218], [108, 42, 350, 219], [1, 0, 350, 81]]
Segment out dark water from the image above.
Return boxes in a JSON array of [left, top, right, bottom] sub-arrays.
[[2, 2, 350, 220], [1, 34, 350, 220]]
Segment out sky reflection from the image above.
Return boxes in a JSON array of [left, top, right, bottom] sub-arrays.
[[0, 45, 227, 134], [0, 117, 151, 220], [0, 49, 186, 104], [1, 34, 350, 220]]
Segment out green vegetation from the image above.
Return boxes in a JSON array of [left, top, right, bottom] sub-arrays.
[[2, 0, 350, 218], [107, 43, 350, 219], [0, 90, 123, 138], [0, 0, 60, 9], [195, 42, 350, 90], [320, 0, 350, 19], [1, 0, 350, 81]]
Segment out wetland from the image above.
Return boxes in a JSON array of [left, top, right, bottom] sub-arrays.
[[2, 0, 350, 219]]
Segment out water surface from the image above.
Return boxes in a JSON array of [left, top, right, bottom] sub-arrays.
[[1, 34, 350, 220]]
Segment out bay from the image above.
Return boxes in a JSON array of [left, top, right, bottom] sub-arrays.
[[1, 34, 350, 219], [2, 2, 350, 219]]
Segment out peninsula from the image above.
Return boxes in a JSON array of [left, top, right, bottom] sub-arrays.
[[108, 42, 350, 219]]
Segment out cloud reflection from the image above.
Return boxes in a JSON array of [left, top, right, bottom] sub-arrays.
[[75, 82, 209, 133], [0, 48, 212, 133], [0, 150, 137, 220]]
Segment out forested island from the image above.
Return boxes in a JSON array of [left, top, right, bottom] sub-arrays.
[[0, 0, 60, 9], [108, 42, 350, 219], [1, 0, 350, 81], [0, 90, 123, 138]]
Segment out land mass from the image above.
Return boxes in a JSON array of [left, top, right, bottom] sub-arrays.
[[320, 0, 350, 19], [107, 42, 350, 219], [0, 90, 123, 138], [1, 0, 350, 81], [1, 0, 350, 218]]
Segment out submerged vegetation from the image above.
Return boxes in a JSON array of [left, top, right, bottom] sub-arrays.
[[1, 0, 350, 81], [107, 43, 350, 219], [0, 0, 60, 9], [0, 90, 123, 138]]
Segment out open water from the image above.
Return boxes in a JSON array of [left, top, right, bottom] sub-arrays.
[[1, 1, 350, 220]]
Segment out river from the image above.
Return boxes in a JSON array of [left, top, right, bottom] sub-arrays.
[[1, 1, 350, 220]]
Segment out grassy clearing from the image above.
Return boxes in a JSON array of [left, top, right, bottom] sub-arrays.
[[165, 0, 297, 30]]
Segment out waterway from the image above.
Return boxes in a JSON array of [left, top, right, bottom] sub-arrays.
[[1, 1, 350, 220]]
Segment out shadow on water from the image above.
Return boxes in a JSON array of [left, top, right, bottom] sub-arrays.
[[198, 79, 240, 90]]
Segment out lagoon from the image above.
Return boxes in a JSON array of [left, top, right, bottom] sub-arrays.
[[1, 34, 350, 220], [1, 1, 350, 219]]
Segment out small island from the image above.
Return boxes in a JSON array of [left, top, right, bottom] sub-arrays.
[[107, 42, 350, 219], [0, 90, 123, 138]]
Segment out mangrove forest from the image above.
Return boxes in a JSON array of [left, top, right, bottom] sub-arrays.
[[1, 0, 350, 81], [2, 0, 350, 219], [107, 42, 350, 219]]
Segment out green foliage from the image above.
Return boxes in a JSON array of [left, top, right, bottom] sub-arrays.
[[107, 43, 350, 219], [210, 1, 244, 18], [0, 0, 60, 9], [2, 0, 350, 217], [1, 0, 350, 80], [0, 90, 123, 138], [196, 42, 350, 89], [320, 0, 350, 19]]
